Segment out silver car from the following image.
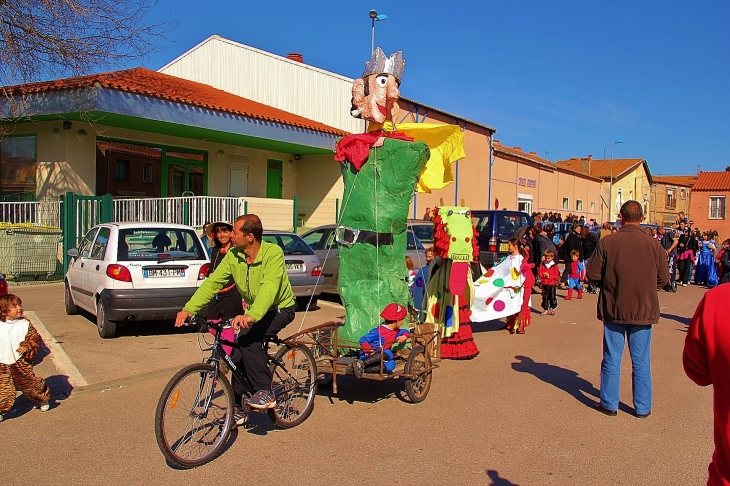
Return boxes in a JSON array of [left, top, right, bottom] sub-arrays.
[[300, 224, 427, 294], [262, 230, 323, 310]]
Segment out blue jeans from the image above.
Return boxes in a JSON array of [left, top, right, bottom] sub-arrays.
[[600, 323, 653, 414]]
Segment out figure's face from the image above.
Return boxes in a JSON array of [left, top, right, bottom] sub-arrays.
[[350, 74, 400, 123], [545, 255, 554, 263]]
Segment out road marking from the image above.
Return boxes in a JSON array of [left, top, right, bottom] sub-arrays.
[[25, 311, 88, 387]]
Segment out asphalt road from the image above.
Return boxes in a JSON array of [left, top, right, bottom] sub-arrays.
[[2, 283, 715, 485]]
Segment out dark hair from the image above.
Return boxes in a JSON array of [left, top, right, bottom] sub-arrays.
[[0, 294, 22, 321], [508, 237, 528, 258], [620, 200, 643, 223], [570, 249, 580, 258], [235, 214, 263, 242]]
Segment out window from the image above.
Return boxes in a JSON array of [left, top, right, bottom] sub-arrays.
[[142, 164, 154, 183], [115, 159, 130, 180], [576, 200, 583, 211], [263, 234, 315, 255], [0, 135, 37, 199], [117, 228, 205, 261], [666, 187, 676, 209], [89, 227, 111, 260], [78, 228, 98, 258], [709, 196, 726, 219], [518, 196, 533, 215], [562, 197, 569, 210], [591, 202, 596, 213], [301, 229, 329, 250], [680, 188, 686, 200]]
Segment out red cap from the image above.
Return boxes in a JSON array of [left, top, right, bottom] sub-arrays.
[[380, 303, 407, 321]]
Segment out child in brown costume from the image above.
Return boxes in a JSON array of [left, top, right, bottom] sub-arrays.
[[0, 294, 50, 421]]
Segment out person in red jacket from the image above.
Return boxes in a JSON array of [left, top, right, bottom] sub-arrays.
[[683, 285, 730, 486], [539, 248, 560, 315]]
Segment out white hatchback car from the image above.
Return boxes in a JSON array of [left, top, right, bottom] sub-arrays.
[[64, 223, 210, 338]]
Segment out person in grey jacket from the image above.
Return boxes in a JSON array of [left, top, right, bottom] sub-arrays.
[[586, 201, 669, 418]]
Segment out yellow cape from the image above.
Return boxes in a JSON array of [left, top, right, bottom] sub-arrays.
[[375, 122, 466, 193]]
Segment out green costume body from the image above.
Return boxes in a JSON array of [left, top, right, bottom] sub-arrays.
[[337, 138, 430, 346]]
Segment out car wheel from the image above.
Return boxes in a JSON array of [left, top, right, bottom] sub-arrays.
[[296, 296, 318, 311], [96, 299, 118, 339], [64, 281, 79, 315]]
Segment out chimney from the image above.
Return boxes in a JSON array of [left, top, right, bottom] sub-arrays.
[[529, 151, 537, 156], [581, 157, 591, 174], [514, 146, 522, 151], [287, 53, 303, 63]]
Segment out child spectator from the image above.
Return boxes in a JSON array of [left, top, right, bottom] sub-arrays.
[[356, 303, 410, 376], [0, 294, 50, 421], [405, 256, 417, 289], [566, 249, 585, 300], [539, 249, 560, 315]]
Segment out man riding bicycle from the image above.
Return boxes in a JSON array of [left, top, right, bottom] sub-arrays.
[[175, 214, 296, 414]]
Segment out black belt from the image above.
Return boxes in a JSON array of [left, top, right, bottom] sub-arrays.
[[336, 226, 393, 247]]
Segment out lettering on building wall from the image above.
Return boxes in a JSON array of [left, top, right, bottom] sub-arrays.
[[518, 178, 537, 188]]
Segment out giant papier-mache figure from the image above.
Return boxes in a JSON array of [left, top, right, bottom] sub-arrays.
[[333, 48, 464, 347], [334, 48, 428, 346]]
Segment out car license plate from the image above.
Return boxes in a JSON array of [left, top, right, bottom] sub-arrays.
[[286, 263, 302, 271], [499, 243, 509, 252], [144, 268, 185, 278]]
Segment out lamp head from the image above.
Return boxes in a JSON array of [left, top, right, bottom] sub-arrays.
[[369, 10, 378, 19], [614, 140, 624, 145]]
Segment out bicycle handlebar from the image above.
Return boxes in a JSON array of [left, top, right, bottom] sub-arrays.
[[183, 316, 233, 332]]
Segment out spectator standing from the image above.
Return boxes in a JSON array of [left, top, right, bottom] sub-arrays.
[[677, 227, 699, 286], [539, 249, 560, 315], [422, 207, 432, 222], [599, 222, 612, 240], [720, 240, 730, 285], [581, 226, 598, 293], [695, 233, 719, 286], [561, 224, 584, 286], [683, 285, 730, 486], [586, 201, 669, 418], [676, 211, 689, 226], [658, 226, 679, 289]]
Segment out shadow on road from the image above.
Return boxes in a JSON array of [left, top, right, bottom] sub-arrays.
[[472, 320, 508, 333], [661, 312, 691, 326], [6, 374, 73, 421], [317, 375, 404, 405], [511, 355, 631, 413], [486, 469, 520, 485]]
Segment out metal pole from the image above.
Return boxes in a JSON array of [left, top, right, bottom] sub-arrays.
[[371, 18, 375, 53], [610, 145, 614, 221]]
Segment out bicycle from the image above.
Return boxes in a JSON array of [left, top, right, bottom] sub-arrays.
[[154, 317, 317, 469]]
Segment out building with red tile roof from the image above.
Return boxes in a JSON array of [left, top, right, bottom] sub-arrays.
[[491, 142, 603, 220], [690, 171, 730, 238], [556, 156, 653, 222], [0, 67, 347, 227], [652, 175, 697, 227]]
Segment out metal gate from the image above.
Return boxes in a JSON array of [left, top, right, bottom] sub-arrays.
[[61, 192, 112, 273]]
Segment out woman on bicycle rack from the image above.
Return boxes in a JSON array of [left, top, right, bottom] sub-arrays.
[[204, 221, 243, 321], [175, 215, 296, 415]]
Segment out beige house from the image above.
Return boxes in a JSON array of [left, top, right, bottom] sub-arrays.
[[556, 156, 653, 223], [491, 142, 602, 219], [650, 175, 696, 226], [0, 68, 346, 230]]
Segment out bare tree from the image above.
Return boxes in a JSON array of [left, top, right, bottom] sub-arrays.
[[0, 0, 166, 86]]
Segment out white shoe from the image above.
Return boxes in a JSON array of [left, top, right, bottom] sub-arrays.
[[0, 413, 4, 422], [39, 402, 50, 412], [682, 283, 687, 287]]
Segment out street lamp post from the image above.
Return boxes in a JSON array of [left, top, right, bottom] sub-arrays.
[[369, 10, 388, 54], [609, 139, 624, 221]]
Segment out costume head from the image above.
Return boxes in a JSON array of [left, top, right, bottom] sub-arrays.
[[350, 48, 405, 124], [432, 206, 480, 297], [381, 302, 407, 322]]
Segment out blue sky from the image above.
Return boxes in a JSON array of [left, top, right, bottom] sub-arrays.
[[137, 0, 729, 175]]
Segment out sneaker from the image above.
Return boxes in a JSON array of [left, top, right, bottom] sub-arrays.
[[541, 310, 549, 316], [682, 283, 687, 287], [232, 407, 246, 428], [549, 309, 556, 316], [38, 402, 50, 412], [244, 390, 276, 410]]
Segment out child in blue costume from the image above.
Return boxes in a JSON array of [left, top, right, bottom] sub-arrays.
[[565, 250, 585, 300], [355, 303, 410, 376]]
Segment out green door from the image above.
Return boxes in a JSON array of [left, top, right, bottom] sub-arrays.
[[165, 158, 206, 196], [266, 160, 283, 199]]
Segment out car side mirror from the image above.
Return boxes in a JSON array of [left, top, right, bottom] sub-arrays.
[[67, 248, 79, 258]]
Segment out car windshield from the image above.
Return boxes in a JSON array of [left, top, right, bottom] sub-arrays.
[[410, 224, 434, 243], [407, 231, 425, 250], [263, 234, 315, 255], [118, 228, 205, 261]]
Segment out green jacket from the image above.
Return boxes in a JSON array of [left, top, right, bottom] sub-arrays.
[[183, 240, 295, 322]]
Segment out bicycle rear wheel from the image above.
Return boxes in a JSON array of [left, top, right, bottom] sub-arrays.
[[268, 344, 317, 429], [154, 363, 234, 469]]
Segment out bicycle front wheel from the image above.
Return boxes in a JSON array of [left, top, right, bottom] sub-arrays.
[[268, 344, 317, 429], [154, 363, 234, 469]]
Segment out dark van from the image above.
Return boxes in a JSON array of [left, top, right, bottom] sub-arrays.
[[471, 210, 533, 267]]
